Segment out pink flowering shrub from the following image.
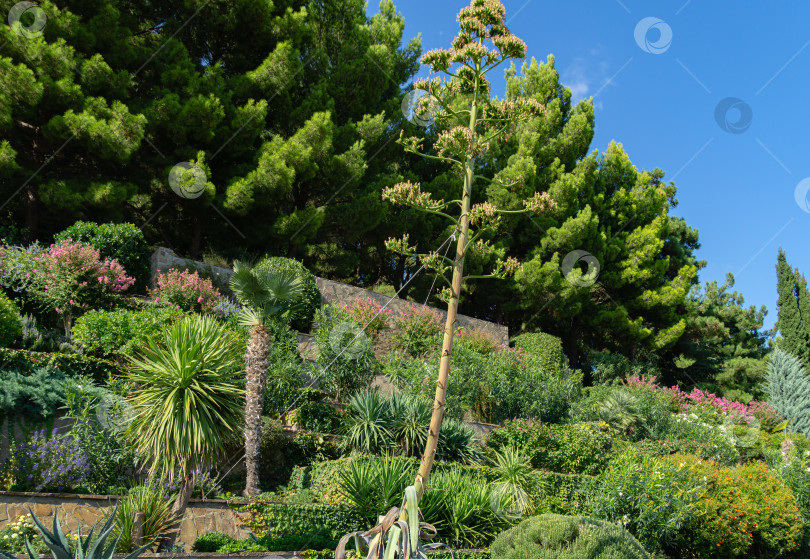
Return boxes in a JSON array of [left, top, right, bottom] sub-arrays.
[[390, 304, 445, 358], [29, 239, 135, 335], [623, 374, 784, 430], [150, 268, 225, 314], [339, 296, 393, 337]]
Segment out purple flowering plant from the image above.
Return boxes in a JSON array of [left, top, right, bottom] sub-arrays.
[[12, 428, 91, 492]]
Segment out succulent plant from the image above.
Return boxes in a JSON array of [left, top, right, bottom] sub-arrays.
[[0, 504, 151, 559]]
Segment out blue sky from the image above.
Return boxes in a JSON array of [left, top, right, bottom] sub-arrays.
[[369, 0, 810, 332]]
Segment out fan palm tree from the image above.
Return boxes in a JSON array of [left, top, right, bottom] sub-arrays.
[[125, 315, 244, 549], [229, 260, 306, 496]]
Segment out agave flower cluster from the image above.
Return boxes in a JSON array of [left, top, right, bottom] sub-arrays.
[[150, 268, 225, 313]]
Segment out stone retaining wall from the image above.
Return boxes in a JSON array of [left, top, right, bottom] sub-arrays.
[[150, 248, 508, 345], [0, 492, 252, 548]]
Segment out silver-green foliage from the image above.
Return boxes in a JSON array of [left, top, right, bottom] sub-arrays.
[[490, 514, 651, 559], [765, 349, 810, 435], [0, 505, 150, 559]]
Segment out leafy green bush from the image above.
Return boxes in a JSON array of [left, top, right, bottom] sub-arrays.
[[490, 514, 651, 559], [486, 420, 613, 475], [232, 501, 362, 551], [295, 400, 341, 433], [0, 291, 21, 347], [389, 304, 444, 359], [55, 221, 151, 294], [0, 347, 121, 383], [313, 305, 376, 401], [62, 378, 138, 494], [512, 331, 564, 374], [71, 306, 184, 359], [391, 342, 581, 424], [255, 256, 321, 331], [587, 449, 701, 555], [0, 365, 67, 417], [660, 413, 740, 465], [588, 350, 657, 386], [263, 320, 305, 417], [191, 531, 235, 552], [664, 453, 804, 558]]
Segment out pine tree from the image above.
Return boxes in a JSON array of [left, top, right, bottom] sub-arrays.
[[765, 349, 810, 436], [775, 249, 810, 369]]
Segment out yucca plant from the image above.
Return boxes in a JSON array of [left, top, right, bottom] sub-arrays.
[[0, 504, 150, 559], [434, 418, 484, 465], [341, 390, 395, 454], [389, 393, 432, 458], [125, 315, 244, 549], [106, 485, 180, 552], [419, 468, 507, 549], [489, 446, 536, 521], [339, 456, 414, 525]]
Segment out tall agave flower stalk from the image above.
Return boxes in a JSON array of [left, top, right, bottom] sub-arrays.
[[337, 1, 557, 557], [383, 0, 554, 501]]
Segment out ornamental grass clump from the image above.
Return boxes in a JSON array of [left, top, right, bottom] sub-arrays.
[[150, 268, 225, 313]]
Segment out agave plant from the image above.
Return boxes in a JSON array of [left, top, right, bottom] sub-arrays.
[[335, 485, 450, 559], [0, 504, 150, 559]]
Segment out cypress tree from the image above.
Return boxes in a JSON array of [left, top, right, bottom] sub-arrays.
[[765, 349, 810, 436], [775, 249, 810, 368]]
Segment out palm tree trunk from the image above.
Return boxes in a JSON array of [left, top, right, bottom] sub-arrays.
[[243, 323, 270, 496], [161, 474, 195, 550]]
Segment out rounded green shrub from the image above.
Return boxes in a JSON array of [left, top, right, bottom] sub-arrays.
[[0, 292, 21, 347], [490, 514, 651, 559], [191, 531, 235, 552], [71, 306, 184, 359], [255, 256, 320, 331], [512, 332, 564, 374], [55, 221, 151, 294]]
